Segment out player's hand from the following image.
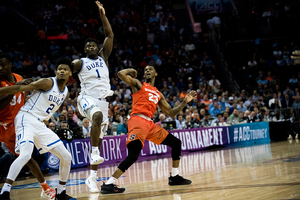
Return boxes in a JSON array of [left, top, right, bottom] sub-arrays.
[[95, 1, 105, 15], [16, 78, 34, 85], [184, 90, 197, 103]]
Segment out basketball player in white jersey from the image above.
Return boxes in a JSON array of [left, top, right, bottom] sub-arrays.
[[0, 58, 76, 200], [72, 1, 114, 193]]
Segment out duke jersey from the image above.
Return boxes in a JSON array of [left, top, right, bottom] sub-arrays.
[[131, 82, 161, 119], [20, 77, 68, 121], [78, 56, 113, 99]]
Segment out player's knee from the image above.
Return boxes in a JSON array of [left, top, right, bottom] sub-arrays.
[[21, 152, 32, 163], [64, 151, 72, 163], [173, 137, 181, 149], [92, 111, 103, 124]]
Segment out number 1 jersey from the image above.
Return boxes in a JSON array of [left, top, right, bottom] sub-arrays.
[[131, 82, 161, 119], [20, 77, 68, 121], [78, 56, 113, 99], [0, 73, 25, 124]]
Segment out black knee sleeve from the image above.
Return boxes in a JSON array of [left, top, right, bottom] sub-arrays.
[[118, 140, 142, 172], [161, 133, 181, 160]]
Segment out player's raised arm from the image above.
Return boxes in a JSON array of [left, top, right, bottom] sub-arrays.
[[117, 69, 142, 90], [159, 90, 197, 118], [96, 1, 114, 61], [0, 78, 53, 95], [71, 59, 83, 74]]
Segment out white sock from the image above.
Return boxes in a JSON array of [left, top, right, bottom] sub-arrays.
[[91, 146, 99, 154], [105, 177, 116, 185], [90, 169, 97, 178], [57, 184, 66, 194], [0, 183, 12, 194], [172, 168, 179, 177]]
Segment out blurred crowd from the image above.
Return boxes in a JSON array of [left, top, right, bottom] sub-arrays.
[[1, 0, 300, 179]]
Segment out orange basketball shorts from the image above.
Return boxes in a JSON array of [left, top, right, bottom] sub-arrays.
[[0, 123, 16, 154], [126, 116, 169, 148]]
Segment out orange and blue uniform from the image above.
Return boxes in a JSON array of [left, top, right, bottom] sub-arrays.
[[127, 82, 169, 148], [0, 73, 24, 153]]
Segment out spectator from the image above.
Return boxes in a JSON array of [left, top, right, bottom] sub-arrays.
[[155, 114, 167, 127], [37, 60, 49, 77], [252, 90, 260, 102], [111, 114, 121, 134], [222, 112, 229, 122], [200, 95, 212, 110], [56, 114, 66, 126], [192, 113, 201, 127], [209, 101, 222, 118], [243, 110, 251, 121], [211, 113, 223, 126], [185, 40, 195, 52], [117, 117, 128, 135], [292, 97, 300, 108], [227, 108, 240, 124], [212, 15, 221, 40], [247, 111, 256, 123], [282, 94, 293, 108], [82, 118, 90, 138], [67, 113, 79, 131], [269, 93, 282, 108], [237, 101, 247, 113], [199, 108, 206, 119], [183, 115, 194, 129], [57, 121, 73, 141], [48, 122, 56, 133], [200, 113, 211, 127], [176, 114, 185, 129], [270, 98, 281, 110]]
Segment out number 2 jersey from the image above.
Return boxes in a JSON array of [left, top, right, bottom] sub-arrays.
[[78, 56, 113, 99], [20, 77, 68, 121], [131, 82, 161, 119], [0, 73, 25, 124]]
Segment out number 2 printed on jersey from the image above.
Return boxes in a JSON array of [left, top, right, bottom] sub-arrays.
[[148, 93, 159, 104]]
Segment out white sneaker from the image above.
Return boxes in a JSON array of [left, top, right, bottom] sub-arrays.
[[85, 176, 99, 193], [296, 134, 299, 139], [90, 150, 104, 165], [288, 135, 293, 140], [41, 188, 56, 199]]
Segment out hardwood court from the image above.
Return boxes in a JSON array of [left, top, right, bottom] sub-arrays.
[[2, 140, 300, 200]]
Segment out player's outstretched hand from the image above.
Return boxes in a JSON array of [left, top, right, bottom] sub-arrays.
[[95, 1, 105, 15], [185, 90, 197, 103], [291, 50, 300, 64], [16, 78, 34, 85]]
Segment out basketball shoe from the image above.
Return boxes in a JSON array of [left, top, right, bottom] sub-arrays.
[[296, 133, 299, 139], [55, 189, 76, 200], [0, 191, 10, 200], [287, 135, 293, 140], [168, 173, 192, 186], [41, 187, 56, 199], [85, 176, 99, 192], [90, 149, 104, 165], [100, 182, 125, 194]]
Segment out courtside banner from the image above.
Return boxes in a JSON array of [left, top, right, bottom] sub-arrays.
[[47, 123, 270, 169], [228, 122, 270, 146]]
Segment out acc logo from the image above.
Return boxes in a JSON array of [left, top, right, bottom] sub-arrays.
[[47, 153, 60, 170]]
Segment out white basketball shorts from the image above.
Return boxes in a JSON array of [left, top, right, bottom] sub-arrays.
[[77, 95, 109, 137], [14, 111, 62, 154]]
